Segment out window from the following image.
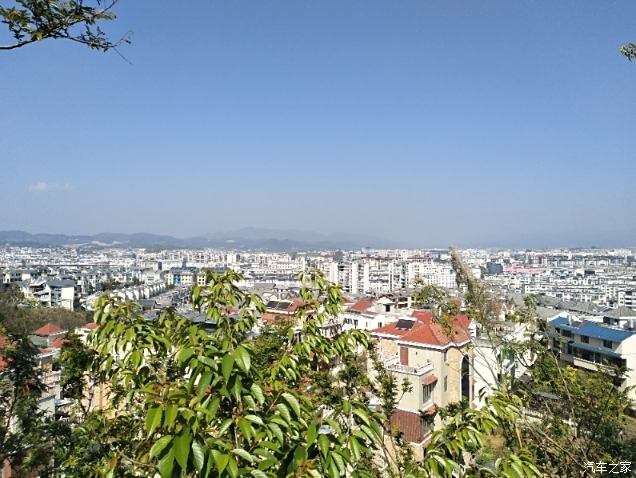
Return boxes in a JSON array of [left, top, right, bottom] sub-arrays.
[[443, 350, 448, 363], [562, 330, 573, 338], [444, 376, 448, 392], [422, 383, 434, 403], [581, 335, 589, 344], [378, 322, 382, 328], [603, 340, 613, 349]]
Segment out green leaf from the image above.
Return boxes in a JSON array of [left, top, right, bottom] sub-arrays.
[[276, 403, 291, 422], [251, 470, 268, 478], [197, 371, 212, 397], [192, 440, 205, 473], [238, 417, 254, 440], [318, 434, 330, 457], [158, 448, 175, 478], [268, 422, 284, 443], [213, 452, 229, 473], [244, 394, 257, 410], [281, 392, 300, 417], [349, 436, 361, 461], [176, 347, 194, 363], [352, 408, 369, 426], [146, 407, 163, 435], [174, 430, 192, 470], [227, 456, 239, 478], [235, 346, 251, 372], [245, 414, 264, 426], [233, 448, 255, 462], [331, 451, 345, 474], [164, 405, 178, 429], [306, 423, 317, 444], [293, 445, 307, 466], [222, 353, 235, 382], [219, 418, 233, 435], [251, 383, 265, 404], [149, 435, 173, 458]]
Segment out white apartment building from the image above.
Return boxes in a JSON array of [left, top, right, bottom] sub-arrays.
[[21, 278, 76, 310]]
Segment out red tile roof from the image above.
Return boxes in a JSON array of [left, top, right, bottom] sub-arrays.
[[372, 310, 471, 347], [34, 323, 65, 336], [410, 310, 434, 322], [421, 374, 438, 385], [390, 409, 425, 443], [50, 337, 69, 349], [422, 403, 437, 415], [83, 322, 98, 330], [348, 299, 376, 314]]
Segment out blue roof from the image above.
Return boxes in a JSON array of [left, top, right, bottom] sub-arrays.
[[549, 316, 634, 343]]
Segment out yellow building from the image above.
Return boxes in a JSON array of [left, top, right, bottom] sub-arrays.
[[371, 310, 474, 458]]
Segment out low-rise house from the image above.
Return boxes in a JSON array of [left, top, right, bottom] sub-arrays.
[[341, 296, 405, 331], [262, 299, 304, 323], [30, 323, 66, 348], [262, 298, 342, 338], [370, 310, 474, 458]]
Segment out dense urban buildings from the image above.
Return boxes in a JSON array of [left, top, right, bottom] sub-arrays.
[[1, 244, 636, 469]]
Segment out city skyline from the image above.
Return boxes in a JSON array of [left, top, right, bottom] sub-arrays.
[[1, 1, 635, 246]]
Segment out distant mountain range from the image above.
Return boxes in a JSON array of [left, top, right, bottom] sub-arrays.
[[0, 229, 402, 251]]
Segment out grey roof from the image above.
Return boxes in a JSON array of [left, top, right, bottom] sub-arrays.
[[604, 306, 636, 319], [46, 279, 76, 288]]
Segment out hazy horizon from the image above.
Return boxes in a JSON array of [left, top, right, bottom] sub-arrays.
[[1, 1, 635, 247], [1, 227, 635, 250]]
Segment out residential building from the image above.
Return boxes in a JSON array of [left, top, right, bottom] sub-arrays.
[[547, 312, 636, 401], [370, 311, 474, 458]]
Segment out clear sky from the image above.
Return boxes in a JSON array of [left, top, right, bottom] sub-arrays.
[[1, 0, 635, 248]]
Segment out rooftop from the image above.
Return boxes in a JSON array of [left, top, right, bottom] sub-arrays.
[[549, 314, 634, 343], [33, 323, 65, 336], [372, 310, 471, 348]]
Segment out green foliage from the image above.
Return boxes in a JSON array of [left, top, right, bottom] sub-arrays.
[[621, 42, 636, 61], [44, 268, 543, 477], [0, 334, 55, 474], [66, 269, 386, 477], [0, 289, 90, 335], [0, 0, 129, 51], [249, 318, 294, 372], [59, 332, 96, 414], [413, 284, 458, 316], [518, 351, 636, 476]]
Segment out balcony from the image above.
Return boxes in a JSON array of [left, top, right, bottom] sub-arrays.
[[572, 357, 599, 371], [41, 370, 61, 387], [383, 356, 434, 376]]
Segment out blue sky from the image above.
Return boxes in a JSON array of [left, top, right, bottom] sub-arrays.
[[1, 0, 634, 247]]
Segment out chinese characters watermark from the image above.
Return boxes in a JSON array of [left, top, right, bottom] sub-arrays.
[[584, 462, 631, 474]]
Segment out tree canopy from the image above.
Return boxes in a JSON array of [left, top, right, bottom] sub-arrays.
[[0, 0, 128, 51]]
